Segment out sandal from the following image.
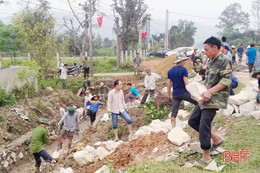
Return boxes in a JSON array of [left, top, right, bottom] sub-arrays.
[[210, 141, 225, 152], [195, 159, 212, 166]]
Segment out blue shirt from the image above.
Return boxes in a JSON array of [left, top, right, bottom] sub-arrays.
[[246, 48, 258, 64], [237, 47, 244, 55], [87, 101, 102, 113], [232, 74, 238, 83], [168, 66, 188, 96], [258, 78, 260, 88], [130, 87, 139, 96]]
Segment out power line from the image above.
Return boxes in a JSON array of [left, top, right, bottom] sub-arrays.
[[168, 10, 218, 21]]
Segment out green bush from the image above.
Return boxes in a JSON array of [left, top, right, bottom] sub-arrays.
[[0, 114, 6, 122], [0, 89, 16, 107], [108, 124, 126, 139], [144, 101, 170, 124], [94, 49, 115, 56]]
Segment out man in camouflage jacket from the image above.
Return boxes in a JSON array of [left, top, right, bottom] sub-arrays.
[[188, 36, 232, 165]]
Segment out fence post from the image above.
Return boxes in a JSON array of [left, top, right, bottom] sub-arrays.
[[0, 52, 2, 68], [130, 50, 133, 62], [125, 50, 128, 63], [56, 52, 60, 68], [121, 51, 124, 64], [28, 52, 31, 60], [134, 50, 136, 58]]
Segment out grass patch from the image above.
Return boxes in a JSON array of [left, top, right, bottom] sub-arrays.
[[0, 114, 6, 122], [108, 124, 126, 140], [126, 117, 260, 173]]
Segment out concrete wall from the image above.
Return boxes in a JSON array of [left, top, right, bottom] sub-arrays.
[[0, 66, 37, 93]]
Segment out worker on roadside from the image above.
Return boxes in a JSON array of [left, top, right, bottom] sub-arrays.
[[133, 52, 142, 75], [86, 95, 103, 126], [237, 44, 244, 64], [199, 69, 206, 81], [252, 69, 260, 103], [193, 59, 204, 73], [83, 90, 93, 119], [126, 83, 139, 102], [82, 79, 91, 94], [140, 68, 161, 104], [58, 107, 79, 150], [61, 64, 68, 89], [99, 82, 110, 103], [55, 103, 66, 131], [108, 80, 133, 141], [167, 53, 197, 127], [189, 36, 230, 166], [231, 45, 238, 65], [82, 56, 90, 78], [30, 118, 52, 173]]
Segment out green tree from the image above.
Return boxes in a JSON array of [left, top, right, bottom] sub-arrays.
[[103, 37, 113, 48], [217, 3, 250, 30], [17, 60, 39, 106], [169, 19, 197, 49], [13, 0, 57, 72]]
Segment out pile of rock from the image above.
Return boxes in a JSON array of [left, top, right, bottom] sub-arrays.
[[222, 80, 260, 119]]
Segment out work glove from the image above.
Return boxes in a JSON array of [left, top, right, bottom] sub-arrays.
[[108, 112, 112, 118]]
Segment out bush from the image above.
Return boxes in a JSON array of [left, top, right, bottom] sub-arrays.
[[0, 114, 6, 122], [0, 89, 16, 107], [108, 124, 126, 139], [94, 49, 115, 56], [144, 101, 170, 124]]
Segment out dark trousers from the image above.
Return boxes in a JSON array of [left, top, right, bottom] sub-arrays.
[[89, 111, 97, 123], [188, 105, 217, 150], [171, 92, 197, 117], [33, 150, 52, 167], [84, 67, 90, 78], [141, 89, 155, 104], [62, 79, 66, 89], [230, 81, 238, 95]]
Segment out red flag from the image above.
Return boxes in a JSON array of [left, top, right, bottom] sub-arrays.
[[141, 32, 147, 39], [97, 16, 104, 28]]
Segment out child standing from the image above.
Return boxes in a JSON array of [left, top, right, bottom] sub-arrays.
[[87, 95, 103, 126]]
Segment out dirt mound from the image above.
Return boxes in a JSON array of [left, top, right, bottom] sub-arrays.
[[78, 131, 176, 173], [153, 54, 193, 77]]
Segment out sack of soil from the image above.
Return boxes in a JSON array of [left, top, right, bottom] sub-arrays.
[[186, 82, 207, 104]]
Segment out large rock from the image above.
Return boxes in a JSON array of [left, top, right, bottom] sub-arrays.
[[229, 84, 257, 106], [59, 167, 74, 173], [148, 119, 172, 133], [101, 140, 122, 151], [96, 146, 110, 160], [73, 145, 97, 165], [186, 82, 207, 104], [45, 86, 54, 94], [188, 74, 203, 83], [100, 113, 110, 122], [252, 110, 260, 120], [189, 142, 203, 154], [221, 104, 234, 117], [239, 100, 256, 117], [167, 126, 190, 146], [177, 109, 190, 119], [52, 151, 61, 160]]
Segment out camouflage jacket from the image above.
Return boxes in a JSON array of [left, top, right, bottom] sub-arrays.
[[99, 85, 110, 95], [83, 59, 90, 68], [200, 52, 232, 110]]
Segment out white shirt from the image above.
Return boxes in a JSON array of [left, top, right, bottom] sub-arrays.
[[107, 89, 126, 114], [144, 73, 161, 90], [84, 94, 93, 108], [61, 68, 67, 79], [58, 107, 65, 117]]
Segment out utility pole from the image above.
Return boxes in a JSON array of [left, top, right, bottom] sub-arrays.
[[89, 0, 93, 77], [138, 17, 142, 55], [147, 17, 151, 50], [164, 9, 169, 49]]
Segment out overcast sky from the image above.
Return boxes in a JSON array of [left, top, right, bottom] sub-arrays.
[[0, 0, 256, 45]]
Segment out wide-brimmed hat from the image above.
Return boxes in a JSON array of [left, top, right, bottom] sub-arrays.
[[174, 53, 188, 64], [39, 118, 48, 125], [231, 45, 236, 49], [252, 69, 260, 78], [85, 90, 90, 94], [91, 95, 100, 100], [100, 83, 104, 87], [196, 59, 201, 62], [247, 45, 251, 49], [145, 68, 151, 73], [68, 107, 76, 115]]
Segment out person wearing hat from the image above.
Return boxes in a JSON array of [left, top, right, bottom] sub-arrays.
[[167, 53, 197, 128], [252, 69, 260, 103], [193, 59, 204, 73], [58, 107, 79, 150], [140, 68, 161, 104], [55, 103, 66, 132], [84, 90, 93, 109], [230, 74, 239, 96], [61, 64, 68, 89], [133, 52, 142, 75], [98, 82, 110, 103], [86, 95, 103, 126], [246, 43, 257, 77], [82, 79, 91, 94], [30, 118, 52, 173], [237, 44, 244, 64], [231, 45, 237, 65]]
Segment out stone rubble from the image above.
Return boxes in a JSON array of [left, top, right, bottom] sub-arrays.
[[167, 126, 190, 146], [205, 160, 226, 172]]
